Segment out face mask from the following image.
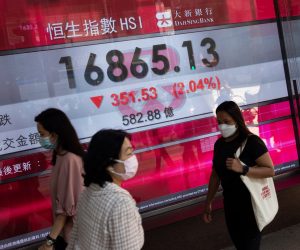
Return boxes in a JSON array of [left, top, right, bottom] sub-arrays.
[[110, 155, 139, 181], [218, 124, 237, 138], [39, 136, 57, 150]]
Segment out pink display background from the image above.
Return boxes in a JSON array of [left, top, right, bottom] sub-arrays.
[[0, 100, 298, 240], [0, 0, 299, 246], [0, 0, 278, 51]]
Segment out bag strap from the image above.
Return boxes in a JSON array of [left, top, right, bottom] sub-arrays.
[[235, 138, 248, 159]]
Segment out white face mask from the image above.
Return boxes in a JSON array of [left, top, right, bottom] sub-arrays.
[[109, 155, 139, 181], [218, 124, 237, 138]]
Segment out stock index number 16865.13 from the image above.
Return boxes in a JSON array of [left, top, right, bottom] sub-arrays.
[[59, 38, 219, 89]]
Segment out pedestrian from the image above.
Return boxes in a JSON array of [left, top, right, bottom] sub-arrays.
[[203, 101, 275, 250], [67, 129, 144, 250], [35, 108, 85, 250]]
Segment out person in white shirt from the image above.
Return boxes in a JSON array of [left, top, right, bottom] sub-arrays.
[[67, 129, 144, 250]]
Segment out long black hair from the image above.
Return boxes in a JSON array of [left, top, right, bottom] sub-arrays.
[[83, 129, 130, 187], [34, 108, 85, 164], [216, 101, 252, 139]]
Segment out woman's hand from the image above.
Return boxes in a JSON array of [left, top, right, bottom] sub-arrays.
[[38, 243, 53, 250], [226, 158, 243, 173], [203, 203, 212, 223]]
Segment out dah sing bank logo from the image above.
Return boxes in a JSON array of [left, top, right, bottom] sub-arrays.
[[156, 10, 173, 28], [156, 8, 215, 29]]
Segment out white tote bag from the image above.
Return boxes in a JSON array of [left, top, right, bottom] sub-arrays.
[[235, 138, 279, 231]]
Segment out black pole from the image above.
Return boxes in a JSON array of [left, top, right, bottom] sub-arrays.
[[273, 0, 300, 164]]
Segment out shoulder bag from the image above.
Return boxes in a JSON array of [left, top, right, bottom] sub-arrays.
[[235, 138, 279, 231]]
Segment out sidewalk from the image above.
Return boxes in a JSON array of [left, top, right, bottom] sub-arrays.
[[20, 179, 300, 250], [223, 223, 300, 250], [143, 179, 300, 250]]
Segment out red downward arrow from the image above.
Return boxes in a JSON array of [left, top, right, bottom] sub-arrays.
[[90, 96, 104, 109]]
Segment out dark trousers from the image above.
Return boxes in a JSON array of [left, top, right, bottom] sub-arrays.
[[54, 236, 68, 250], [232, 232, 261, 250], [224, 195, 261, 250]]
